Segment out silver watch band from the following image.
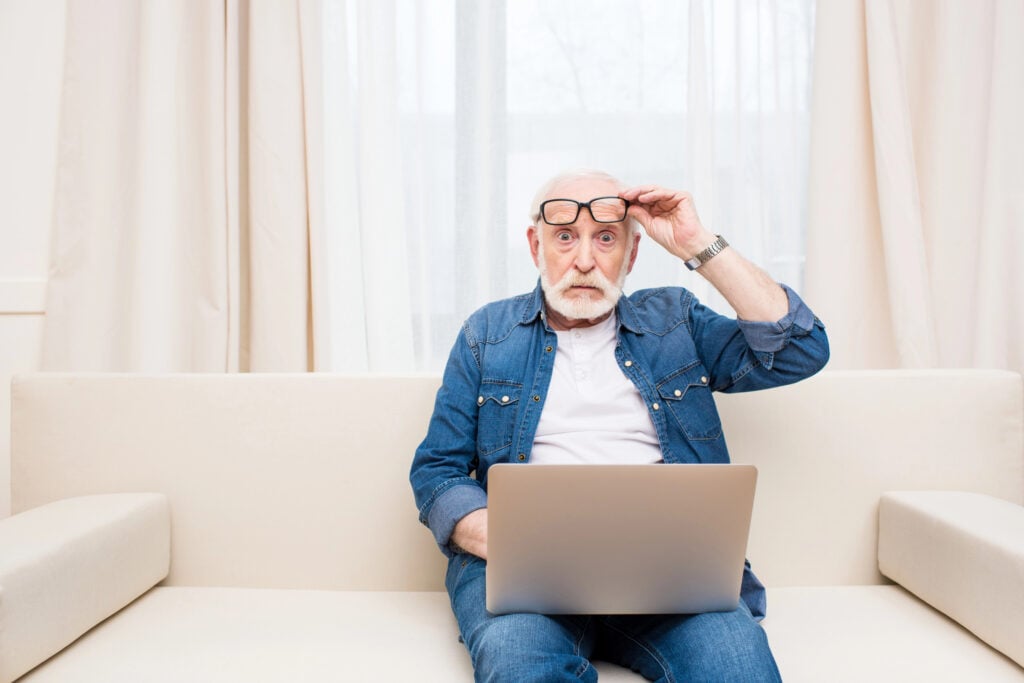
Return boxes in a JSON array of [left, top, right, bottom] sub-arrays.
[[684, 235, 729, 271]]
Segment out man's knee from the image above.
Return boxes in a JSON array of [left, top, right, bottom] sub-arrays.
[[466, 613, 532, 674], [466, 613, 595, 683], [603, 608, 780, 682], [675, 609, 780, 682]]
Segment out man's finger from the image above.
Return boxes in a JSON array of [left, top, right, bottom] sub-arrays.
[[624, 186, 686, 206], [620, 184, 663, 200]]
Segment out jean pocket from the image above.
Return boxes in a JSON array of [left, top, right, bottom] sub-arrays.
[[656, 363, 722, 441], [476, 380, 522, 455]]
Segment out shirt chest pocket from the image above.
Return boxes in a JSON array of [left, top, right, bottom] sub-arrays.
[[476, 381, 522, 455], [656, 364, 722, 441]]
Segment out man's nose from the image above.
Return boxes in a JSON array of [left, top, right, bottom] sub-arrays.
[[573, 238, 595, 272]]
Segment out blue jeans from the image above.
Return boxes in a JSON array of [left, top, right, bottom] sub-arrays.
[[447, 555, 781, 683]]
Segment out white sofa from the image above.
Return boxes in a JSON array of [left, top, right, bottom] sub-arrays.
[[3, 370, 1023, 682]]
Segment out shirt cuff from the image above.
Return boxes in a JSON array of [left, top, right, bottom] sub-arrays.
[[426, 482, 488, 557], [735, 284, 817, 353]]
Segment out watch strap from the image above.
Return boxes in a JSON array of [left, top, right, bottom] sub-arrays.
[[684, 235, 729, 271]]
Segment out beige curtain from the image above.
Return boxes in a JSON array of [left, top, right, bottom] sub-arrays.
[[43, 0, 327, 372], [805, 0, 1024, 374]]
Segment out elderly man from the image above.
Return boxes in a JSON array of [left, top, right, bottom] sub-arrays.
[[410, 169, 829, 682]]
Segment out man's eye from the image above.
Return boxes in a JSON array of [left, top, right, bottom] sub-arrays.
[[556, 232, 573, 242], [598, 233, 614, 243]]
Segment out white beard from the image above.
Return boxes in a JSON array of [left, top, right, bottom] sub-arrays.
[[537, 245, 631, 322]]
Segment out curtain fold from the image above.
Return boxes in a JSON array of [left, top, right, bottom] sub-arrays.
[[244, 0, 326, 371], [806, 0, 1024, 374], [862, 0, 938, 367], [42, 0, 326, 372], [322, 0, 416, 373]]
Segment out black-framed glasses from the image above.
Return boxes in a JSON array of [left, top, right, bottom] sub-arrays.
[[539, 196, 629, 225]]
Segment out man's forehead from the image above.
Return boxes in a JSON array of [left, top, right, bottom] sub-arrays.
[[545, 176, 622, 201]]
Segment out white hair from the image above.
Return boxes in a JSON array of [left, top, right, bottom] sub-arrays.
[[529, 168, 640, 237]]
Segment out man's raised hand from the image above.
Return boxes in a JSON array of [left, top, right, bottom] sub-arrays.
[[620, 185, 717, 261]]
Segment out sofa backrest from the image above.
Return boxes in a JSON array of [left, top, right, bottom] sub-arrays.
[[11, 370, 1023, 590]]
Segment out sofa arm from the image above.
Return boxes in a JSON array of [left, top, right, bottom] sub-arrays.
[[879, 491, 1024, 668], [0, 493, 170, 683]]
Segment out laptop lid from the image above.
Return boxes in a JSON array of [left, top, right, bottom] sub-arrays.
[[485, 463, 757, 615]]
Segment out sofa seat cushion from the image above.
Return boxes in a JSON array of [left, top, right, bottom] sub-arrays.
[[18, 586, 1024, 682], [18, 588, 474, 683], [765, 586, 1024, 681]]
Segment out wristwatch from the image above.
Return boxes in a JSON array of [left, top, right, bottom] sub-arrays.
[[684, 235, 729, 271]]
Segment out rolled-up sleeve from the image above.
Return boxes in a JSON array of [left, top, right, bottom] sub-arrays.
[[425, 481, 488, 556], [735, 284, 819, 353]]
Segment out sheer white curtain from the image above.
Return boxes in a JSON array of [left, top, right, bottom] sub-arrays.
[[323, 0, 816, 372]]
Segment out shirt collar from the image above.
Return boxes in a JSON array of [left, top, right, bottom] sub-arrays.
[[615, 293, 643, 334]]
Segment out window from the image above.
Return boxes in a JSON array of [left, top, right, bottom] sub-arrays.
[[323, 0, 815, 371]]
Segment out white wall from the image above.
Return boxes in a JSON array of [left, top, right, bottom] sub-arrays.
[[0, 0, 66, 518]]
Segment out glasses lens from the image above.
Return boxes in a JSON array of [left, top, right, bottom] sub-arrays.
[[590, 197, 628, 223], [542, 200, 580, 225]]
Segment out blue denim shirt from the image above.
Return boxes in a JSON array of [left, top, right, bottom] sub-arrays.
[[410, 281, 829, 618]]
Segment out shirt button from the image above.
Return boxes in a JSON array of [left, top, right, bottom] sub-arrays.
[[545, 345, 553, 353], [674, 389, 682, 397], [477, 396, 484, 406], [652, 402, 660, 411], [701, 376, 708, 384], [517, 453, 526, 462], [624, 360, 633, 367], [532, 395, 541, 402], [501, 395, 510, 403]]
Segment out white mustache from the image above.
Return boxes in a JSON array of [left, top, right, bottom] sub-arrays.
[[553, 271, 613, 295]]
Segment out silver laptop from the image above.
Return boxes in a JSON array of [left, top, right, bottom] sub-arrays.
[[486, 463, 757, 615]]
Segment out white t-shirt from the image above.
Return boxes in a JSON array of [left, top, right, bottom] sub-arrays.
[[531, 313, 663, 465]]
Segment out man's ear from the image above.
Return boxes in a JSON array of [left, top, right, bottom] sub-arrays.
[[527, 225, 541, 267], [626, 232, 641, 273]]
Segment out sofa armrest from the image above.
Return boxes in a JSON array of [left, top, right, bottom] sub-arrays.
[[879, 491, 1024, 668], [0, 493, 170, 683]]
